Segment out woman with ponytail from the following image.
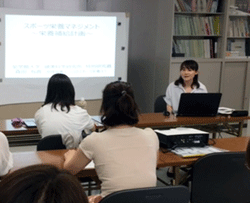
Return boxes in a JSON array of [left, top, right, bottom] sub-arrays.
[[64, 81, 159, 202]]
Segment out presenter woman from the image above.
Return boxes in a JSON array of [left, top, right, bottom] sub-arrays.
[[64, 81, 159, 203], [35, 73, 95, 149], [165, 60, 207, 177], [165, 59, 207, 114], [0, 132, 13, 176]]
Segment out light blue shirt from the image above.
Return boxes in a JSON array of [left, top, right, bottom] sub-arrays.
[[164, 81, 208, 114]]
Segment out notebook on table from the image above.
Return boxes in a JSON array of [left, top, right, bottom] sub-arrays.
[[177, 93, 222, 117]]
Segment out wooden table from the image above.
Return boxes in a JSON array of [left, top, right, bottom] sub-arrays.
[[11, 149, 97, 178], [137, 113, 250, 138], [158, 136, 250, 185], [0, 119, 41, 146], [1, 113, 250, 146], [10, 137, 250, 185]]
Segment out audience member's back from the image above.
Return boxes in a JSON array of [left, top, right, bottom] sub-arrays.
[[0, 132, 13, 176], [0, 164, 89, 203], [64, 81, 159, 202], [34, 73, 94, 148]]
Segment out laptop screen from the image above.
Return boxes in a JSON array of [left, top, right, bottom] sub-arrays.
[[177, 93, 222, 117]]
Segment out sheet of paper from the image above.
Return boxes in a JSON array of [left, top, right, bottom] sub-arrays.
[[91, 116, 103, 127], [85, 160, 95, 169], [171, 146, 228, 158], [155, 127, 208, 136]]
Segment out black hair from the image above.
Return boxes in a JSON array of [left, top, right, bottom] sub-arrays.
[[174, 60, 200, 88], [0, 164, 88, 203], [100, 81, 139, 127], [43, 73, 75, 112]]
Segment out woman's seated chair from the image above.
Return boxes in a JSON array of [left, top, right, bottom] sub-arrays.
[[191, 152, 250, 203], [154, 95, 166, 113], [37, 134, 66, 151], [99, 186, 190, 203], [37, 134, 100, 195]]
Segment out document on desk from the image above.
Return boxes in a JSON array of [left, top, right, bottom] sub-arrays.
[[155, 127, 209, 135], [91, 116, 103, 127], [85, 161, 95, 169], [171, 146, 228, 158], [22, 118, 37, 128]]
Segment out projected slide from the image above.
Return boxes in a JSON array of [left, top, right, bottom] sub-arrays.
[[5, 15, 117, 78]]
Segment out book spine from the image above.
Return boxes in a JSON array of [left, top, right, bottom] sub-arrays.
[[207, 0, 213, 12], [210, 39, 214, 58], [197, 0, 201, 12], [208, 16, 214, 35], [246, 39, 250, 56], [187, 16, 192, 35], [177, 0, 186, 11], [191, 0, 197, 12], [245, 20, 250, 37], [210, 0, 218, 13], [175, 0, 182, 12], [193, 16, 198, 35], [213, 16, 220, 35], [202, 0, 207, 12], [204, 17, 211, 35], [214, 41, 217, 58], [235, 0, 249, 12], [183, 1, 192, 12]]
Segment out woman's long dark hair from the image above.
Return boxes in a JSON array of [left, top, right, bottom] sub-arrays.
[[100, 81, 139, 127], [43, 73, 75, 112], [174, 60, 200, 88]]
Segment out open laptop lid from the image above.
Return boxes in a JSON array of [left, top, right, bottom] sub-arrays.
[[177, 93, 222, 117]]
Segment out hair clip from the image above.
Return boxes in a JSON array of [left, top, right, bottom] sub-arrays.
[[121, 90, 126, 95], [11, 118, 24, 127]]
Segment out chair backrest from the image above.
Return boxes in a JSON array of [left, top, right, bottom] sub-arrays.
[[37, 134, 66, 151], [154, 95, 166, 113], [99, 186, 190, 203], [191, 152, 250, 203]]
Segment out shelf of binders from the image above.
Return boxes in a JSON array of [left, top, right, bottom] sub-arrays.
[[172, 0, 224, 59], [226, 14, 250, 58], [174, 0, 223, 13], [173, 35, 222, 38], [227, 16, 250, 38], [227, 37, 250, 39], [175, 12, 223, 15], [226, 38, 250, 58], [173, 14, 221, 58], [171, 58, 223, 63], [172, 38, 218, 58], [174, 14, 221, 36]]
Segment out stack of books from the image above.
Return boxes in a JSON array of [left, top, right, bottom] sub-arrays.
[[175, 0, 221, 13]]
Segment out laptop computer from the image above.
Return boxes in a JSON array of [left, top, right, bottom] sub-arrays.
[[177, 93, 222, 117]]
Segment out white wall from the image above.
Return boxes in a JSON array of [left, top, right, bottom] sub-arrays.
[[1, 0, 86, 11]]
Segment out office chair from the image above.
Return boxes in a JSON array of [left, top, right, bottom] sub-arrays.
[[154, 95, 166, 113], [191, 152, 250, 203], [37, 134, 100, 195], [99, 186, 190, 203], [37, 134, 66, 151]]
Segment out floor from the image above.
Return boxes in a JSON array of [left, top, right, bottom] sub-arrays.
[[9, 127, 248, 196]]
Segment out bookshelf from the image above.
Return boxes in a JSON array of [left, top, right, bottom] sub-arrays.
[[222, 0, 250, 110], [167, 0, 250, 110], [173, 0, 224, 59], [226, 14, 250, 58]]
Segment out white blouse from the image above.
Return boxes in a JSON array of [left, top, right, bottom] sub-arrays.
[[0, 132, 13, 176], [35, 104, 94, 148]]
